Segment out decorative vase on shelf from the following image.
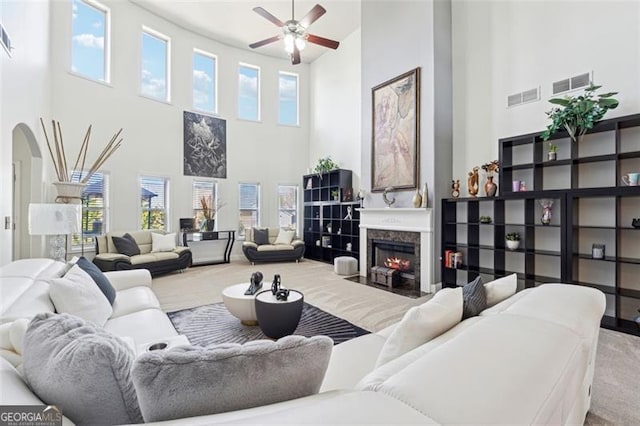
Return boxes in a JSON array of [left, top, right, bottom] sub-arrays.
[[506, 240, 520, 250], [484, 176, 497, 197], [412, 189, 422, 208], [539, 199, 554, 225], [53, 182, 86, 204], [548, 151, 557, 161], [421, 182, 428, 208]]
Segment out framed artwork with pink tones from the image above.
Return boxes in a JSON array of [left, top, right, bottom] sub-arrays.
[[371, 67, 420, 192]]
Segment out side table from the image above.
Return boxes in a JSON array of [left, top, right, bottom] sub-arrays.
[[255, 289, 304, 339]]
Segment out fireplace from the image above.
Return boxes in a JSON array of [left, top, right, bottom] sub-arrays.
[[367, 230, 420, 291], [359, 208, 434, 294]]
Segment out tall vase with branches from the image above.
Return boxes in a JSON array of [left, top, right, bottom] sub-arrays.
[[200, 196, 225, 231]]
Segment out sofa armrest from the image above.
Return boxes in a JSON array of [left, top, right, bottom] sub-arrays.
[[243, 241, 258, 249], [292, 239, 304, 247], [104, 269, 152, 291]]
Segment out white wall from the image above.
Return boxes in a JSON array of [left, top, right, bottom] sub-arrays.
[[48, 0, 310, 240], [309, 28, 362, 189], [452, 0, 640, 181], [0, 0, 52, 265]]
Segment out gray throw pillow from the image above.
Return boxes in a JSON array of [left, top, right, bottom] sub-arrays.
[[22, 313, 143, 425], [77, 256, 116, 305], [132, 335, 333, 422], [253, 227, 270, 245], [112, 233, 141, 256], [462, 276, 487, 319]]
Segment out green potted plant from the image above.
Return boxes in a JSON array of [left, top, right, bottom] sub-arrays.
[[331, 189, 340, 201], [479, 215, 492, 224], [314, 157, 339, 179], [547, 143, 558, 161], [541, 84, 619, 143], [506, 232, 520, 250]]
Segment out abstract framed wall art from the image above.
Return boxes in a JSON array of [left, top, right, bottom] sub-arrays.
[[371, 67, 420, 192], [183, 111, 227, 178]]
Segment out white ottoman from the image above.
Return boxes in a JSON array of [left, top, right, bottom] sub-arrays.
[[222, 283, 259, 326], [334, 256, 358, 275]]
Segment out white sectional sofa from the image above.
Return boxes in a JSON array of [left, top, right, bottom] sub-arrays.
[[0, 258, 605, 425]]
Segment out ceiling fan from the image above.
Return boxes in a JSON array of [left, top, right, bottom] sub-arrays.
[[249, 0, 340, 65]]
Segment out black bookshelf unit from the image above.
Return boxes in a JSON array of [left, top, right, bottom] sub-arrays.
[[442, 113, 640, 336], [302, 169, 360, 265]]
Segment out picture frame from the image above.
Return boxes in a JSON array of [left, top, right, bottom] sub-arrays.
[[371, 67, 420, 192]]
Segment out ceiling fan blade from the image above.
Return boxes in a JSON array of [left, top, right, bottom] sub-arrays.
[[253, 7, 285, 27], [291, 45, 301, 65], [299, 4, 326, 28], [306, 34, 340, 50], [249, 35, 281, 49]]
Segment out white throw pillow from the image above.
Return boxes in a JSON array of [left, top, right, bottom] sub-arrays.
[[376, 287, 463, 367], [484, 273, 517, 308], [49, 265, 113, 326], [274, 229, 296, 245], [151, 233, 176, 252]]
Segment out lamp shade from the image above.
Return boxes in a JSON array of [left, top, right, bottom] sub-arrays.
[[28, 203, 82, 235]]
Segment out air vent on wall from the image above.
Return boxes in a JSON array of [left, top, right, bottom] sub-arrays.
[[0, 23, 12, 57], [552, 72, 591, 95], [507, 87, 540, 108]]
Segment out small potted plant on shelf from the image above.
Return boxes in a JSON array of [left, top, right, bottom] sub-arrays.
[[506, 232, 520, 250], [331, 189, 340, 201], [479, 215, 492, 224], [314, 157, 339, 179], [540, 84, 619, 143], [547, 143, 558, 161]]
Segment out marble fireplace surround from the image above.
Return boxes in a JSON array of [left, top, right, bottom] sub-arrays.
[[359, 208, 434, 294]]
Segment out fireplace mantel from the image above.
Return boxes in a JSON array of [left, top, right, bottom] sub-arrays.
[[358, 208, 435, 293]]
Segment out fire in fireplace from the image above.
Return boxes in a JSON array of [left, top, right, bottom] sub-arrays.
[[384, 257, 411, 271], [373, 240, 416, 275]]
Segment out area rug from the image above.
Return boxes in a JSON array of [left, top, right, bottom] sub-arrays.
[[167, 302, 370, 346]]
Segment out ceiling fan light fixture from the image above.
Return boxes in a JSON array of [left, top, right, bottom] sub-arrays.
[[295, 36, 306, 51], [284, 33, 295, 54]]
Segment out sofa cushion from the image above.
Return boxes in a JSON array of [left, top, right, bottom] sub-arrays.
[[22, 313, 143, 425], [105, 308, 178, 344], [484, 273, 517, 307], [77, 256, 116, 305], [257, 244, 295, 252], [253, 227, 270, 245], [376, 287, 463, 367], [130, 252, 179, 265], [113, 233, 141, 256], [274, 228, 296, 245], [49, 265, 113, 326], [462, 276, 486, 319], [0, 279, 56, 322], [111, 287, 161, 318], [151, 232, 177, 252], [132, 335, 333, 422]]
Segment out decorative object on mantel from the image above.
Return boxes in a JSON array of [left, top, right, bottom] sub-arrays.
[[200, 196, 225, 231], [40, 118, 123, 203], [541, 83, 619, 143], [451, 180, 460, 198], [467, 167, 479, 197], [371, 67, 420, 192], [382, 187, 396, 207], [481, 160, 499, 197], [506, 232, 520, 250], [547, 143, 558, 161], [421, 182, 428, 208], [356, 189, 366, 208], [412, 188, 422, 208], [539, 199, 554, 225], [314, 157, 338, 178]]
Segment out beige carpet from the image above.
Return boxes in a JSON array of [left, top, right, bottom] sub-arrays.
[[152, 259, 640, 425]]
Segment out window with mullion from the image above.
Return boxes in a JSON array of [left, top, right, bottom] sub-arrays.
[[192, 180, 217, 230], [278, 184, 298, 228], [239, 183, 260, 237], [70, 171, 108, 250], [140, 176, 168, 230]]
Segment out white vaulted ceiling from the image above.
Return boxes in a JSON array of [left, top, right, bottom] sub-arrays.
[[130, 0, 361, 63]]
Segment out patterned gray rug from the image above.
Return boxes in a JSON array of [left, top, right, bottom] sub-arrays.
[[167, 302, 370, 346]]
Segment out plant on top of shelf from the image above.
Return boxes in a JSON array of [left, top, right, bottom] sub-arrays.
[[540, 84, 619, 143], [506, 232, 520, 241], [314, 157, 339, 178], [479, 215, 492, 224]]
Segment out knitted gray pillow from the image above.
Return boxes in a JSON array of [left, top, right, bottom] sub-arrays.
[[462, 276, 487, 319], [22, 313, 142, 425], [132, 335, 333, 422]]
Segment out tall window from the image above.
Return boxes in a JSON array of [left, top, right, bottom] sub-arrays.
[[71, 171, 108, 250], [192, 180, 217, 230], [278, 185, 298, 228], [278, 72, 299, 126], [239, 183, 260, 237], [71, 0, 109, 82], [140, 176, 168, 230], [141, 28, 170, 102], [193, 50, 217, 113], [238, 63, 260, 121]]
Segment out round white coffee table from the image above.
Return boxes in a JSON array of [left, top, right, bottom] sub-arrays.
[[222, 283, 260, 326]]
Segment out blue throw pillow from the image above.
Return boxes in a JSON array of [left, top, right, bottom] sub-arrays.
[[462, 276, 486, 319], [77, 256, 116, 305]]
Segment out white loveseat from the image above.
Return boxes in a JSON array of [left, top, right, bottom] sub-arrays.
[[0, 258, 605, 425]]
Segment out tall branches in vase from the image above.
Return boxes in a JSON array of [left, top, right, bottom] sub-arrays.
[[200, 196, 226, 231]]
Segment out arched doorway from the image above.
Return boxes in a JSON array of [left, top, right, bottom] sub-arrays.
[[12, 123, 43, 260]]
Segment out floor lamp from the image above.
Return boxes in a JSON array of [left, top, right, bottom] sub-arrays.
[[28, 203, 82, 262]]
